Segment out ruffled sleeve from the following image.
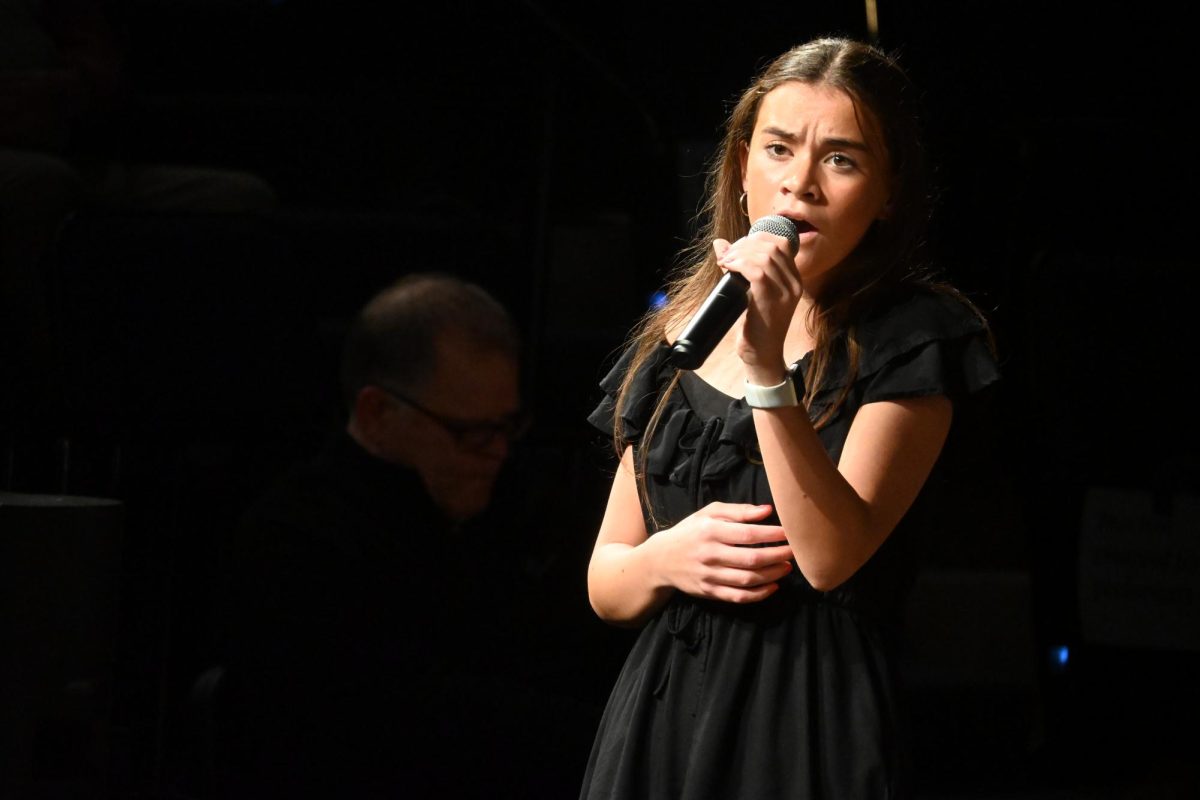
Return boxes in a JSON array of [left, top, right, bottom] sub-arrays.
[[586, 342, 676, 445], [861, 290, 999, 404], [807, 289, 1000, 416]]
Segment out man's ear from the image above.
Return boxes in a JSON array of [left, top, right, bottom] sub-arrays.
[[352, 385, 393, 439]]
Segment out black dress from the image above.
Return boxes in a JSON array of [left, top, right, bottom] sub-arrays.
[[580, 289, 1001, 799]]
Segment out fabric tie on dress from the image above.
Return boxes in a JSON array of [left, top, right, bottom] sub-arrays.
[[645, 411, 736, 501], [652, 597, 712, 709], [688, 416, 721, 507], [649, 417, 723, 706]]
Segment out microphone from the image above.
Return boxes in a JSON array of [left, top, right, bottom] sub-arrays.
[[668, 214, 799, 370]]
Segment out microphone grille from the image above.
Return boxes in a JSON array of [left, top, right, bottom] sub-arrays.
[[748, 214, 799, 250]]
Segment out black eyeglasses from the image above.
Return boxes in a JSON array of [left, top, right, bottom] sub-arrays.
[[376, 385, 531, 451]]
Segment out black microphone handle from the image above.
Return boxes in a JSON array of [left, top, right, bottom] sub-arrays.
[[668, 271, 750, 370]]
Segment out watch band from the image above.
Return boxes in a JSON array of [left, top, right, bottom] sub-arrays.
[[743, 374, 799, 409]]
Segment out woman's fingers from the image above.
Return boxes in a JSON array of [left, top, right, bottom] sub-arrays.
[[707, 559, 793, 589], [702, 501, 775, 523], [716, 230, 795, 276], [704, 559, 794, 603], [661, 502, 797, 603]]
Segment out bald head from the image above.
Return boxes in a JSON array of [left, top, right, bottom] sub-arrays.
[[340, 272, 519, 411]]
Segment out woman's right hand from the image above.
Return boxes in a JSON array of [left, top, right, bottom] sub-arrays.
[[589, 449, 795, 624], [653, 502, 794, 603]]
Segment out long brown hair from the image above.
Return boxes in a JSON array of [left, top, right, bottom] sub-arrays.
[[612, 37, 966, 493]]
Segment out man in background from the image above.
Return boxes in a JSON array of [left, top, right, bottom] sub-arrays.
[[219, 273, 585, 798]]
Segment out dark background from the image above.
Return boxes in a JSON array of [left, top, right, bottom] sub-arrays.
[[4, 0, 1199, 798]]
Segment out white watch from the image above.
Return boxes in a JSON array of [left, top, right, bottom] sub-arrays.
[[743, 374, 799, 408]]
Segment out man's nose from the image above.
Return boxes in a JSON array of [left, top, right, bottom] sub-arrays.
[[476, 431, 511, 461]]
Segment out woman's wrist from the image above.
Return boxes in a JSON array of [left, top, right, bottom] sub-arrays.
[[744, 361, 790, 387], [645, 525, 678, 592], [744, 374, 799, 409]]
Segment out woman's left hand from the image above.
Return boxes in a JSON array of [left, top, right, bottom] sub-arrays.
[[712, 228, 802, 375]]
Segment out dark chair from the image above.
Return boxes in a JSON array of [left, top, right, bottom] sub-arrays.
[[0, 492, 124, 799], [162, 665, 229, 800]]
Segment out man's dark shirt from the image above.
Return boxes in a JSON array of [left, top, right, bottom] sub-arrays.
[[218, 431, 553, 798]]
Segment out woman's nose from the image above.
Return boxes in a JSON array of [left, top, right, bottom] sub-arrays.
[[782, 157, 821, 200]]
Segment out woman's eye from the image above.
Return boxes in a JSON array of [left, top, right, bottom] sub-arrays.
[[766, 143, 790, 157], [828, 153, 856, 169]]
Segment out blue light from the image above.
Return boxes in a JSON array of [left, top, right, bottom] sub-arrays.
[[649, 290, 669, 310], [1048, 644, 1070, 674]]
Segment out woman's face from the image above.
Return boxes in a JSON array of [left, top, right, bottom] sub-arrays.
[[740, 80, 892, 296]]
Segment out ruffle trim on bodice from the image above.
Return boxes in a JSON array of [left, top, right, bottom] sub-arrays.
[[587, 343, 765, 497]]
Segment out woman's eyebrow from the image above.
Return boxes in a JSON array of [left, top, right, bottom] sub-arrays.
[[760, 126, 869, 152]]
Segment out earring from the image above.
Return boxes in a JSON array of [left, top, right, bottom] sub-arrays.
[[738, 192, 749, 218]]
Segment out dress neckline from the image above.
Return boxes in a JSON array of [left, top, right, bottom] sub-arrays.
[[678, 370, 737, 420], [677, 352, 812, 408]]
